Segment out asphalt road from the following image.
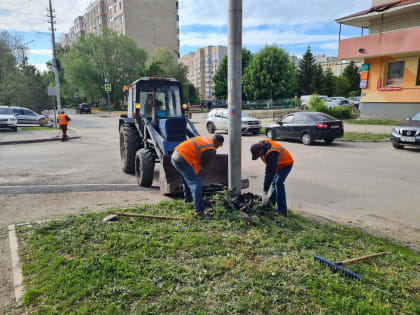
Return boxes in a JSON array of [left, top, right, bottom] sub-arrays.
[[1, 112, 419, 250]]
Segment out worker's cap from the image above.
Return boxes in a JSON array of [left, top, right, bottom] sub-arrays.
[[250, 143, 263, 160], [61, 111, 65, 114], [214, 134, 224, 146]]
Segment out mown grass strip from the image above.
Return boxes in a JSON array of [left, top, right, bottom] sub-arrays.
[[342, 132, 390, 141], [344, 119, 401, 126], [21, 127, 59, 131], [17, 200, 420, 314]]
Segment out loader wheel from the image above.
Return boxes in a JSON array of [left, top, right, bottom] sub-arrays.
[[135, 148, 155, 187], [120, 124, 142, 174], [207, 122, 215, 134]]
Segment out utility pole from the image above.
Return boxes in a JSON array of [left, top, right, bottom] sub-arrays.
[[47, 0, 61, 111], [227, 0, 242, 196]]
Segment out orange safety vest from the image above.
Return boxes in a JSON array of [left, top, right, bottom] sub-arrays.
[[175, 136, 216, 174], [57, 114, 68, 126], [261, 139, 293, 172]]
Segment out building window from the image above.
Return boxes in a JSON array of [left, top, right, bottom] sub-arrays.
[[386, 61, 405, 82], [417, 59, 420, 86]]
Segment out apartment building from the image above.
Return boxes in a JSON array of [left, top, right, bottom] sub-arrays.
[[181, 46, 227, 100], [320, 60, 363, 76], [336, 0, 420, 119], [59, 0, 179, 59]]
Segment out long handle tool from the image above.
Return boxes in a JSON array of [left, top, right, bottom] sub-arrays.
[[103, 212, 187, 222], [314, 252, 387, 280]]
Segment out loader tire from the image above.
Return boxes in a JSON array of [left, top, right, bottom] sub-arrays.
[[135, 148, 155, 187], [120, 124, 142, 174]]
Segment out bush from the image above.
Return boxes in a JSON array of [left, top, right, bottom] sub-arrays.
[[327, 106, 355, 119], [308, 95, 325, 108]]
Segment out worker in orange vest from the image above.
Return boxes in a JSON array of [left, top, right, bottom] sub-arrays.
[[171, 134, 224, 217], [57, 111, 71, 141], [250, 139, 294, 216]]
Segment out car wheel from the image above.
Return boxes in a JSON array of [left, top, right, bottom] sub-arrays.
[[324, 138, 334, 144], [266, 129, 274, 139], [207, 122, 215, 134], [11, 126, 17, 132], [392, 142, 404, 150], [301, 132, 314, 145], [135, 148, 155, 187], [252, 129, 260, 135]]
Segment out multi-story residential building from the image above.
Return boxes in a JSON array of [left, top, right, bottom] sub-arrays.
[[320, 60, 363, 76], [181, 46, 227, 100], [59, 0, 179, 59], [336, 0, 420, 119]]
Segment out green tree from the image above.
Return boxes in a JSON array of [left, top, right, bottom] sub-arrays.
[[297, 46, 317, 95], [1, 65, 50, 112], [321, 68, 335, 97], [0, 31, 17, 83], [60, 29, 147, 107], [311, 63, 324, 95], [242, 45, 296, 100], [333, 76, 351, 97], [343, 61, 360, 93], [145, 47, 188, 84], [213, 48, 253, 100]]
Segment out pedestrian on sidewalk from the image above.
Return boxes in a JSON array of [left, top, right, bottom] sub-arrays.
[[57, 111, 71, 142], [250, 139, 293, 216], [171, 134, 224, 217]]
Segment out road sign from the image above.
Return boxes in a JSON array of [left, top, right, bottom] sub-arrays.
[[104, 84, 112, 92], [74, 94, 79, 99], [47, 86, 58, 96]]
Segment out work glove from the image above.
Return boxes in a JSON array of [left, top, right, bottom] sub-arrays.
[[261, 191, 270, 206]]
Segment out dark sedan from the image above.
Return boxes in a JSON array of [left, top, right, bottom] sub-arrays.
[[266, 112, 344, 145], [76, 103, 91, 114], [391, 112, 420, 149]]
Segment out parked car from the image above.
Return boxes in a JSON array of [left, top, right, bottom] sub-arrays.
[[391, 112, 420, 149], [9, 106, 49, 126], [300, 95, 328, 108], [265, 111, 344, 145], [325, 97, 350, 108], [0, 106, 18, 131], [348, 96, 360, 109], [76, 103, 91, 114], [206, 109, 261, 134]]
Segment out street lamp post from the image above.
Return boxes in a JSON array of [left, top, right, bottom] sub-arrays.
[[105, 73, 111, 115]]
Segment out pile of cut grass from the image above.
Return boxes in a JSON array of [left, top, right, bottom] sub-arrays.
[[17, 199, 420, 314]]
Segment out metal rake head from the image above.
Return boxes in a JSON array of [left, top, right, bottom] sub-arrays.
[[314, 255, 361, 280]]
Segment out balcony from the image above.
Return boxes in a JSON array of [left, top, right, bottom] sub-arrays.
[[338, 26, 420, 60]]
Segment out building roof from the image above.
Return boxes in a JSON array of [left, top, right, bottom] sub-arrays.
[[336, 0, 420, 27]]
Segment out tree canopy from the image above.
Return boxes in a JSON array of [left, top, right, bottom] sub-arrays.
[[243, 45, 296, 100]]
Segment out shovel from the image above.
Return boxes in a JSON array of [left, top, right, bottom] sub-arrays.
[[103, 212, 187, 222]]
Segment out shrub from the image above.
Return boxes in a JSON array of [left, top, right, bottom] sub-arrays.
[[327, 106, 355, 119], [308, 95, 325, 108]]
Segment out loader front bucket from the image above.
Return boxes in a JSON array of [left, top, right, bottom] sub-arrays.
[[159, 154, 229, 195]]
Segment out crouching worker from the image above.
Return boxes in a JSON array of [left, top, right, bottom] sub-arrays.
[[171, 135, 224, 217], [250, 139, 293, 216]]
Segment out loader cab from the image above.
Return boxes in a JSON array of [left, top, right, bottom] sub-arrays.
[[128, 77, 184, 122]]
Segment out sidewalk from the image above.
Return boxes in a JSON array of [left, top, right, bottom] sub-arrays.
[[0, 127, 80, 145]]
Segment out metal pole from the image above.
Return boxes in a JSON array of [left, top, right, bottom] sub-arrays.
[[48, 0, 61, 111], [107, 91, 111, 114], [227, 0, 242, 196]]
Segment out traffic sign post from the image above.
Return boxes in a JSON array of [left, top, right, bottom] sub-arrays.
[[104, 82, 112, 114]]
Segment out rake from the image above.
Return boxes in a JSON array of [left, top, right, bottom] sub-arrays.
[[103, 212, 187, 222], [314, 252, 387, 280]]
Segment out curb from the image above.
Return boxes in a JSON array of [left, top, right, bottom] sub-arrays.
[[0, 128, 81, 145], [8, 225, 24, 303], [336, 138, 390, 143]]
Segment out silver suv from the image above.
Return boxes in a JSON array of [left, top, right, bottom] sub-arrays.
[[0, 106, 18, 131], [206, 109, 261, 135]]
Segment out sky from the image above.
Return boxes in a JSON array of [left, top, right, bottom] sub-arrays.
[[0, 0, 370, 72]]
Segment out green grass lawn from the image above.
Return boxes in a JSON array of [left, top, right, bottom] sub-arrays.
[[344, 119, 401, 126], [17, 199, 420, 314], [342, 132, 390, 141]]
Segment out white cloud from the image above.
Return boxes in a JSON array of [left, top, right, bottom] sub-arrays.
[[179, 0, 369, 27], [28, 49, 52, 56], [180, 29, 338, 47], [1, 1, 370, 33], [318, 42, 338, 51], [33, 63, 48, 73]]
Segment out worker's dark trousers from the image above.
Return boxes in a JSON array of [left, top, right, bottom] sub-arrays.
[[60, 125, 68, 141], [269, 164, 293, 216], [171, 157, 204, 213]]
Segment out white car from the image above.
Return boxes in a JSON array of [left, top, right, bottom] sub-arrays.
[[9, 106, 49, 126], [0, 106, 18, 131], [206, 109, 261, 134]]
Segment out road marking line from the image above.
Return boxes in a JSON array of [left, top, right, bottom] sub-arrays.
[[0, 184, 139, 188], [8, 225, 25, 303]]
